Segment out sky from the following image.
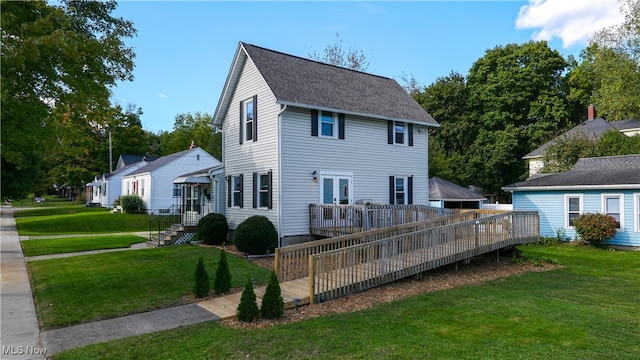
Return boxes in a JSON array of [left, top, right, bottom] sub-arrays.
[[111, 0, 625, 133]]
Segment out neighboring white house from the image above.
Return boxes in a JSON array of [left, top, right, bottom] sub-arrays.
[[172, 165, 225, 225], [524, 105, 640, 175], [212, 42, 439, 245], [121, 147, 221, 214], [85, 160, 150, 208]]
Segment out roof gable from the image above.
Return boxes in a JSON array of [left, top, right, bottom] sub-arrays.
[[126, 148, 206, 177], [214, 42, 438, 126], [504, 154, 640, 190]]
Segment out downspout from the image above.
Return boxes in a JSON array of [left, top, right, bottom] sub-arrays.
[[276, 104, 288, 248], [424, 126, 429, 205]]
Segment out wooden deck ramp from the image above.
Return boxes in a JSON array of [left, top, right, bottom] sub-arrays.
[[198, 210, 538, 320]]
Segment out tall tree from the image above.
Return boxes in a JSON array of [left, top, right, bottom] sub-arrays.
[[159, 112, 222, 159], [308, 33, 369, 71], [1, 0, 136, 199]]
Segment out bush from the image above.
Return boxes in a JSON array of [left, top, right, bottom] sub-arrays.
[[260, 270, 284, 319], [120, 195, 143, 214], [233, 216, 277, 255], [236, 278, 259, 322], [213, 250, 231, 295], [113, 197, 121, 207], [196, 213, 228, 245], [572, 213, 617, 247], [193, 257, 210, 298]]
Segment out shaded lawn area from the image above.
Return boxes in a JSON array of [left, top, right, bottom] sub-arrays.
[[53, 245, 639, 360], [16, 211, 154, 235], [29, 246, 271, 329], [14, 206, 107, 218], [21, 235, 147, 256]]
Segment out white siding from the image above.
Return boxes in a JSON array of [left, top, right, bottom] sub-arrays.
[[221, 55, 280, 232], [280, 107, 430, 237]]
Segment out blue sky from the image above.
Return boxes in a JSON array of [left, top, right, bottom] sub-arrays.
[[111, 0, 624, 133]]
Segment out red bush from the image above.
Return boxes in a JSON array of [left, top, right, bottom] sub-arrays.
[[572, 213, 617, 247]]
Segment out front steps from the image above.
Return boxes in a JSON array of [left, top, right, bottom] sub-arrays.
[[148, 224, 197, 247]]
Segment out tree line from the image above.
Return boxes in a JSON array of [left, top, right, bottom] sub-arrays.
[[2, 0, 638, 200]]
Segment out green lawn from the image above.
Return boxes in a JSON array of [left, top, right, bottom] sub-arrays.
[[21, 235, 147, 256], [53, 245, 639, 360], [13, 206, 108, 218], [29, 246, 271, 329], [16, 211, 154, 235]]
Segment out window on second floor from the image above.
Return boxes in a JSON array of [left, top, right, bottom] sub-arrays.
[[311, 109, 345, 139], [387, 121, 413, 146], [239, 96, 257, 144]]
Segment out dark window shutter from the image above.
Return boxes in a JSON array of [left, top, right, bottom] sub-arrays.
[[389, 176, 395, 204], [338, 113, 345, 139], [408, 123, 414, 146], [252, 172, 258, 209], [239, 174, 244, 208], [226, 176, 231, 208], [408, 176, 413, 205], [239, 101, 244, 145], [252, 95, 258, 142], [267, 170, 273, 209], [311, 109, 318, 137], [387, 121, 393, 144]]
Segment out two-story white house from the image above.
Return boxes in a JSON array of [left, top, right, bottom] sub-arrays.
[[212, 42, 439, 246]]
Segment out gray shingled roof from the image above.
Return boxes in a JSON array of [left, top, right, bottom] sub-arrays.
[[524, 118, 616, 159], [214, 42, 438, 126], [429, 177, 486, 201], [504, 154, 640, 190], [127, 148, 194, 176], [611, 119, 640, 131]]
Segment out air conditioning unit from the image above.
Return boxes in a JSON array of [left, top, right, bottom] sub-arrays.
[[356, 199, 374, 205]]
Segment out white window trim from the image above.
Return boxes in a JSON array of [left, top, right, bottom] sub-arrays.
[[395, 176, 408, 205], [634, 193, 640, 232], [393, 121, 408, 145], [319, 111, 338, 138], [601, 193, 624, 231], [232, 175, 242, 207], [244, 98, 254, 142], [257, 173, 269, 209], [564, 194, 583, 229]]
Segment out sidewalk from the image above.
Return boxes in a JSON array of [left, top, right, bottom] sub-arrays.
[[1, 206, 220, 357]]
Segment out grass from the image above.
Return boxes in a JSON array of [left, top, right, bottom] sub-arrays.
[[13, 206, 108, 218], [21, 235, 147, 256], [53, 245, 640, 360], [29, 246, 271, 329], [15, 211, 154, 235]]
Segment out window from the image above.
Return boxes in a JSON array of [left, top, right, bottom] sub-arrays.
[[127, 181, 130, 195], [232, 175, 243, 207], [239, 96, 257, 144], [311, 110, 345, 139], [173, 184, 181, 197], [253, 171, 272, 209], [141, 179, 145, 197], [634, 194, 640, 232], [602, 194, 623, 229], [321, 111, 335, 137], [564, 194, 582, 228], [389, 176, 413, 205], [387, 121, 413, 146]]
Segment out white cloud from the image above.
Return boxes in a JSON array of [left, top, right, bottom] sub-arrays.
[[516, 0, 624, 48], [157, 93, 167, 98]]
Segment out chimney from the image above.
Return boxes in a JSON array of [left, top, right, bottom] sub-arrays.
[[587, 105, 595, 120]]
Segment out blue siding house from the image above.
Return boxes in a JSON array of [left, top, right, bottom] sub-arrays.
[[503, 155, 640, 248]]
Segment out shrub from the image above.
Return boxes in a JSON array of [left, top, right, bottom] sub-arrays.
[[193, 257, 210, 298], [236, 278, 259, 322], [572, 213, 617, 247], [196, 213, 228, 245], [120, 195, 143, 214], [233, 215, 277, 255], [213, 250, 231, 295], [260, 270, 284, 319]]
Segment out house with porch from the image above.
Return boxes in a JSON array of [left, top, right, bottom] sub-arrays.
[[503, 154, 640, 248], [212, 42, 440, 246], [121, 147, 221, 214]]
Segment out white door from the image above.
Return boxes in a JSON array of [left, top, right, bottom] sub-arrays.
[[320, 173, 354, 227]]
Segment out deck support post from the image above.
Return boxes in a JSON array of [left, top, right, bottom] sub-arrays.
[[496, 249, 500, 263]]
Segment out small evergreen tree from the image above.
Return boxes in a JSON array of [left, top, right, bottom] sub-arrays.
[[213, 250, 232, 295], [193, 257, 210, 298], [260, 270, 284, 319], [236, 278, 260, 322]]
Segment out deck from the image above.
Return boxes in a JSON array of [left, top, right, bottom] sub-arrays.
[[198, 206, 539, 320]]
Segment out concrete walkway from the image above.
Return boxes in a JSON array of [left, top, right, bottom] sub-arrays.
[[0, 206, 220, 357]]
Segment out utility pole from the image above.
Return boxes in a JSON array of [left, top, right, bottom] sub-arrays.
[[109, 130, 113, 173]]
